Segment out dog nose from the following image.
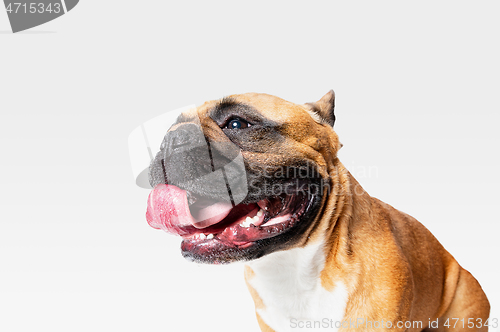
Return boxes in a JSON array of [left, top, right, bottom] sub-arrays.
[[170, 127, 192, 151], [162, 123, 205, 158]]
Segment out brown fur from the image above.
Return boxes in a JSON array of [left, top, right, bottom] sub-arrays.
[[197, 92, 490, 331]]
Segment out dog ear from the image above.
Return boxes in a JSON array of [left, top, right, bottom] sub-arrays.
[[305, 90, 336, 127]]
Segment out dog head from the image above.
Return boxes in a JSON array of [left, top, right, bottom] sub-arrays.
[[147, 91, 342, 264]]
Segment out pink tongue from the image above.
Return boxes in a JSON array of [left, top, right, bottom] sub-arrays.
[[190, 201, 233, 228], [146, 184, 232, 235]]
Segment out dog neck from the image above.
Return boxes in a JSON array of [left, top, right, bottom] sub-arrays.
[[245, 238, 349, 331], [243, 161, 370, 331], [245, 239, 328, 302]]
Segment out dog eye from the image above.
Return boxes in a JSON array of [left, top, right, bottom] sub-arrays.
[[225, 118, 251, 130]]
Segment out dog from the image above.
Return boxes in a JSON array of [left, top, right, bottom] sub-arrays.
[[146, 91, 490, 331]]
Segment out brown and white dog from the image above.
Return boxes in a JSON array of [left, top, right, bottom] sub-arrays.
[[146, 91, 490, 331]]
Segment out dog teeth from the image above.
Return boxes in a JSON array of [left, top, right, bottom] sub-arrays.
[[240, 211, 264, 228], [240, 217, 252, 228], [199, 233, 206, 240], [207, 234, 214, 240]]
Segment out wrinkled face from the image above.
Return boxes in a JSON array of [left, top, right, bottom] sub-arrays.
[[147, 92, 340, 264]]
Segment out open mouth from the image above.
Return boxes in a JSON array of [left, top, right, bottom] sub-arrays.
[[146, 183, 317, 255]]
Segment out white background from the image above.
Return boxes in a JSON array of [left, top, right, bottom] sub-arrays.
[[1, 1, 499, 331]]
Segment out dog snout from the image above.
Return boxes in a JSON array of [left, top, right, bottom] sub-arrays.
[[161, 123, 205, 159]]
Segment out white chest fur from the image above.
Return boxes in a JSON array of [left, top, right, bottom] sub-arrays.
[[246, 241, 348, 332]]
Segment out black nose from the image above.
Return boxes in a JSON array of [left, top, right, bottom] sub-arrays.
[[149, 122, 210, 188], [171, 127, 193, 150], [161, 123, 205, 158]]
